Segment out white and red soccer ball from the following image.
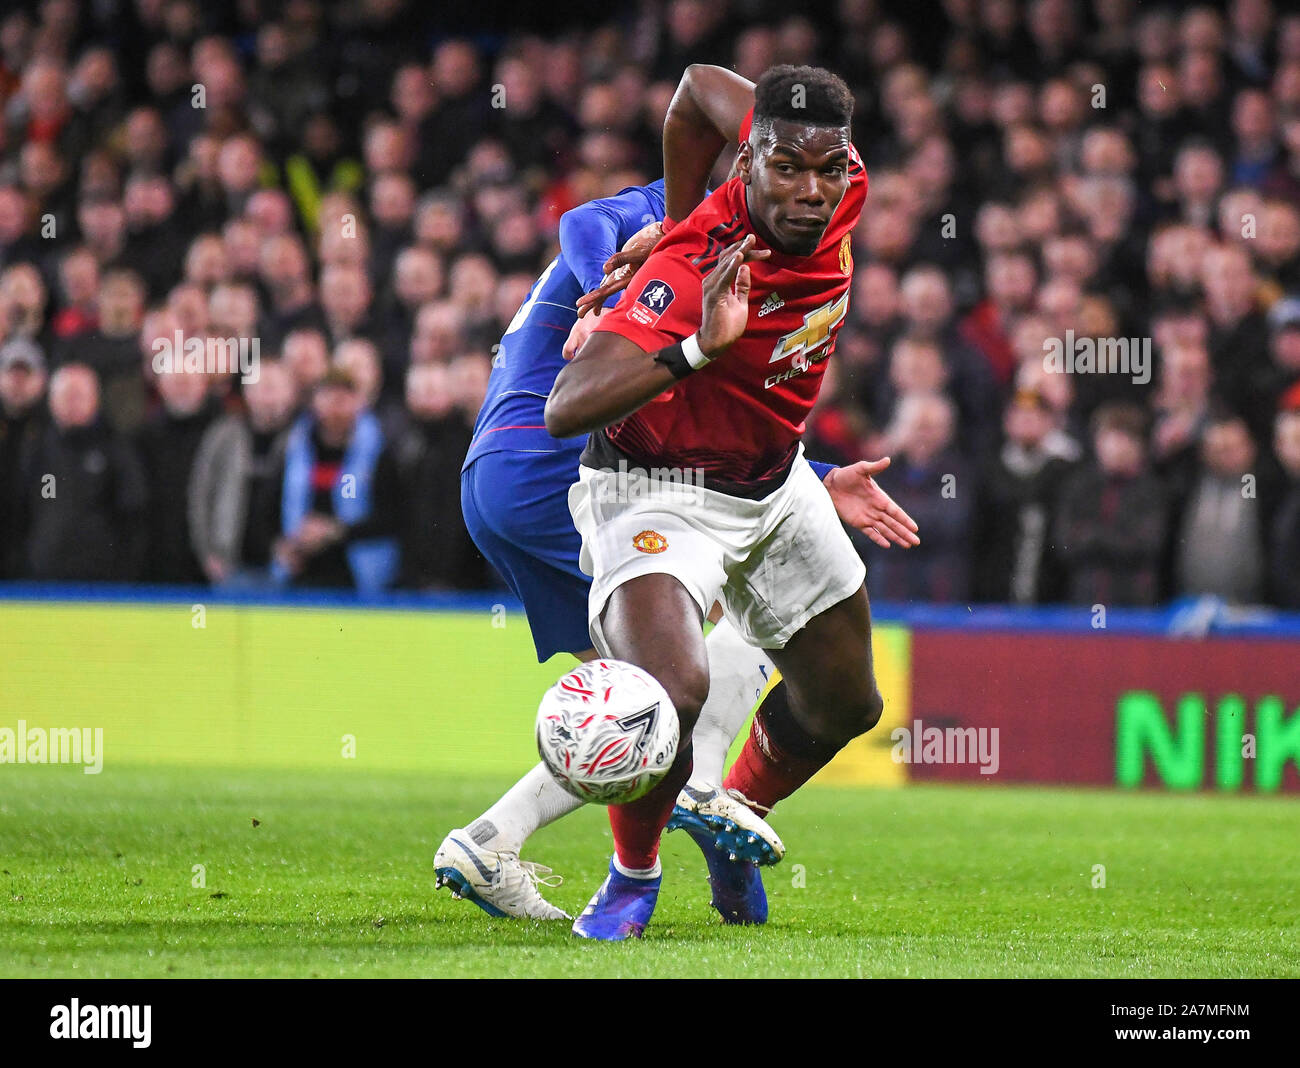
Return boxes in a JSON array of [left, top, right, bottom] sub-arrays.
[[535, 659, 679, 804]]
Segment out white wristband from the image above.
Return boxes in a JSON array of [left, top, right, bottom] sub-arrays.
[[682, 333, 712, 370]]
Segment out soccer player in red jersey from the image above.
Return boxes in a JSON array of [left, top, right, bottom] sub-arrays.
[[546, 65, 888, 940]]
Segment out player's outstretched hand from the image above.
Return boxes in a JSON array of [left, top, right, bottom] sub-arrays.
[[575, 221, 664, 318], [563, 305, 604, 360], [823, 457, 922, 549], [699, 235, 771, 357]]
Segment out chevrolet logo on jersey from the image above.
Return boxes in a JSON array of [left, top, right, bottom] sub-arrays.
[[765, 292, 849, 388]]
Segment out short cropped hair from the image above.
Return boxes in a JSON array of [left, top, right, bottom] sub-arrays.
[[753, 65, 853, 133]]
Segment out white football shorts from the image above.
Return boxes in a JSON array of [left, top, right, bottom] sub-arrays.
[[568, 444, 866, 653]]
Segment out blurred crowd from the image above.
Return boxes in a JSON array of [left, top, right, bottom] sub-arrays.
[[1, 0, 1299, 608]]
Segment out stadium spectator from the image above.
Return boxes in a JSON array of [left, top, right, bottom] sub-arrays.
[[1054, 403, 1167, 606], [0, 336, 47, 576], [410, 302, 467, 366], [1, 261, 50, 351], [208, 281, 259, 342], [1269, 405, 1300, 608], [869, 392, 974, 603], [120, 172, 186, 299], [1255, 198, 1300, 293], [335, 336, 406, 443], [136, 366, 219, 584], [974, 388, 1078, 604], [282, 111, 364, 235], [490, 53, 576, 176], [13, 362, 147, 581], [272, 366, 400, 593], [60, 267, 147, 434], [1202, 243, 1270, 417], [897, 264, 1000, 455], [1174, 414, 1273, 603], [1238, 298, 1300, 443], [418, 40, 492, 188], [258, 234, 321, 350], [0, 0, 1297, 606], [0, 186, 43, 270], [961, 249, 1039, 385], [281, 327, 330, 404], [50, 245, 99, 340], [374, 245, 442, 390], [220, 216, 262, 283], [368, 171, 417, 293], [76, 193, 126, 268], [1150, 341, 1216, 599], [183, 232, 230, 289], [319, 262, 374, 348], [1168, 140, 1226, 229], [188, 359, 295, 589], [447, 350, 491, 424], [396, 361, 489, 591]]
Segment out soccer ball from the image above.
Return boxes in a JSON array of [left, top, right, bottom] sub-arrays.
[[535, 659, 679, 804]]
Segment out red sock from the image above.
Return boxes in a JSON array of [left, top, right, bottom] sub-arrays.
[[723, 689, 841, 811], [608, 745, 693, 871]]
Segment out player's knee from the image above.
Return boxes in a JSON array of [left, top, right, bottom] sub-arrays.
[[838, 683, 883, 741], [857, 685, 885, 736], [663, 669, 709, 739], [808, 672, 883, 743]]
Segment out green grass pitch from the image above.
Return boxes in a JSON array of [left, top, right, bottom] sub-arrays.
[[1, 602, 1296, 977], [2, 766, 1297, 978]]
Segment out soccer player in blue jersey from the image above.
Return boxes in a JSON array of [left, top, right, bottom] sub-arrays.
[[436, 68, 918, 924]]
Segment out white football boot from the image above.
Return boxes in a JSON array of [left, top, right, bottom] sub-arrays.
[[434, 830, 571, 921], [666, 785, 786, 865]]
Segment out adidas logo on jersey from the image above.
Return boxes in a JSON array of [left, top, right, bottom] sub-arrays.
[[757, 292, 785, 317]]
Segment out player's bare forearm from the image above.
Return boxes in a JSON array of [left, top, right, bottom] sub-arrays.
[[664, 64, 755, 223], [544, 333, 680, 438]]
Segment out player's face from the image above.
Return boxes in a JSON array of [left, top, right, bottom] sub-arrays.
[[739, 120, 850, 257]]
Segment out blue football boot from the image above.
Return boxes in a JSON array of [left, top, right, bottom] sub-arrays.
[[571, 858, 661, 940], [683, 826, 768, 925]]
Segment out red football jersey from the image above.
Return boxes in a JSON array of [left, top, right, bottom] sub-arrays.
[[587, 146, 867, 497]]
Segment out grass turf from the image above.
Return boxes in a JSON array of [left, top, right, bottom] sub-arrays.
[[1, 765, 1297, 978]]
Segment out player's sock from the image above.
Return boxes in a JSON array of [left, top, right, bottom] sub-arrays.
[[724, 685, 846, 812], [611, 856, 662, 880], [687, 616, 775, 792], [608, 743, 693, 871], [467, 762, 584, 854]]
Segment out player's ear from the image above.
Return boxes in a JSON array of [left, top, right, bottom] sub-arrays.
[[736, 141, 753, 185]]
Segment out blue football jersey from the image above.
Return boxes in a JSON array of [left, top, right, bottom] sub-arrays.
[[464, 181, 665, 468]]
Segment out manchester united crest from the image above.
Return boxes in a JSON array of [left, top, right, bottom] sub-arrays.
[[839, 232, 852, 275], [632, 530, 668, 554]]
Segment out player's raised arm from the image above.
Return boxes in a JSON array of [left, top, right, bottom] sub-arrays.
[[663, 64, 754, 224], [544, 236, 768, 438], [574, 220, 664, 321], [559, 186, 660, 302]]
